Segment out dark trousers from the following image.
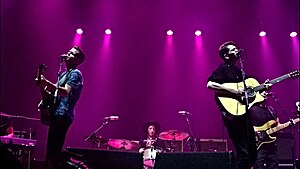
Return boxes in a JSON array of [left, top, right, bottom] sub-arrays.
[[46, 116, 72, 169], [254, 143, 278, 169], [223, 113, 257, 169]]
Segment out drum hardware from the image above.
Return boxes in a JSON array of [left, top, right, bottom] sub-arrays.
[[179, 110, 198, 152], [159, 130, 189, 141], [84, 115, 118, 147], [84, 134, 108, 148], [108, 139, 140, 151]]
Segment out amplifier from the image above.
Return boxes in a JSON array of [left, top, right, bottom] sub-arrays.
[[163, 140, 183, 152], [276, 132, 294, 164], [196, 139, 228, 152]]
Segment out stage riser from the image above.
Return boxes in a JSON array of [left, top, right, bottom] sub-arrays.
[[66, 147, 233, 169]]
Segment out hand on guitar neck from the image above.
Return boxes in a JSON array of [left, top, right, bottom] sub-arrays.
[[35, 64, 69, 97]]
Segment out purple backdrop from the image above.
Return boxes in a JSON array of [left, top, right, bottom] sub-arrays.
[[1, 0, 299, 161]]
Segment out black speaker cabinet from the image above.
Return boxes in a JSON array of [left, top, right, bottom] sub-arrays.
[[163, 140, 183, 152], [276, 133, 294, 164], [66, 147, 143, 169], [154, 151, 234, 169], [196, 139, 228, 152]]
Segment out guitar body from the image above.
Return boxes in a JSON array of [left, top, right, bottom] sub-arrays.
[[254, 118, 300, 150], [218, 78, 265, 116], [255, 130, 277, 150], [36, 64, 57, 126], [254, 120, 277, 150], [38, 90, 56, 126]]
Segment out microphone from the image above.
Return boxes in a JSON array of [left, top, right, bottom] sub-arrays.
[[60, 54, 69, 60], [236, 49, 243, 57], [178, 111, 192, 115], [104, 115, 119, 121], [265, 92, 274, 96]]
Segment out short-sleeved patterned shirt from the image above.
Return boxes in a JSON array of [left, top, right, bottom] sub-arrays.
[[54, 69, 83, 121]]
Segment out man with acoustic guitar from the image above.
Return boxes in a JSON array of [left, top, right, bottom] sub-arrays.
[[207, 41, 273, 169], [35, 46, 85, 169]]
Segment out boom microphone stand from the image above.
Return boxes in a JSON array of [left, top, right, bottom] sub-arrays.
[[53, 57, 64, 104], [84, 116, 119, 147], [239, 56, 250, 115], [180, 111, 198, 152], [84, 120, 109, 143]]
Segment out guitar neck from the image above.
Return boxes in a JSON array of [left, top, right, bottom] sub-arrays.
[[266, 118, 300, 135], [254, 73, 292, 91]]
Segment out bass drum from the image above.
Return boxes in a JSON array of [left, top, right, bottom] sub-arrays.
[[143, 147, 157, 167]]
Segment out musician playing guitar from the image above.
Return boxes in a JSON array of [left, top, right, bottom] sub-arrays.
[[207, 41, 273, 169], [249, 91, 280, 169], [35, 46, 85, 169]]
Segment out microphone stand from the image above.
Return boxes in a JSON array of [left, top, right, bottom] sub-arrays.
[[270, 93, 292, 120], [239, 57, 249, 115], [53, 57, 64, 105], [296, 105, 300, 167], [84, 120, 110, 144], [238, 57, 254, 156], [183, 113, 197, 152]]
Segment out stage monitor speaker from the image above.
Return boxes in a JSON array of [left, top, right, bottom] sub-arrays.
[[0, 145, 24, 169], [66, 147, 143, 169], [196, 138, 228, 152], [154, 151, 233, 169], [276, 133, 294, 164]]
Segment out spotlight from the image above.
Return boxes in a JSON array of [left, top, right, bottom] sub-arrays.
[[290, 32, 297, 37], [105, 29, 111, 35], [167, 30, 173, 36], [195, 30, 201, 36], [76, 28, 83, 34], [259, 31, 266, 37]]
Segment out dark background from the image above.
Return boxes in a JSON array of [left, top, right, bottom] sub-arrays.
[[1, 0, 299, 160]]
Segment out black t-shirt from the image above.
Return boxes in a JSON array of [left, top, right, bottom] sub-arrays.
[[249, 104, 277, 127], [207, 63, 250, 115], [0, 115, 11, 136], [207, 63, 246, 84]]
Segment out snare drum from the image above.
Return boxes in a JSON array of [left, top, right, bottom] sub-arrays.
[[143, 147, 157, 167]]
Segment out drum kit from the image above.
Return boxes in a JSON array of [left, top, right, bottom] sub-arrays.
[[107, 139, 140, 151], [85, 130, 189, 169]]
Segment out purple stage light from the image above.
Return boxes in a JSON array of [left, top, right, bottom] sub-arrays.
[[259, 31, 266, 37], [105, 29, 112, 35], [167, 30, 173, 36], [76, 28, 83, 34], [290, 32, 297, 37], [195, 30, 201, 36]]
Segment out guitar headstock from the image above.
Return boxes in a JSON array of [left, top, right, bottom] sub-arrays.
[[37, 64, 47, 78], [289, 70, 299, 79]]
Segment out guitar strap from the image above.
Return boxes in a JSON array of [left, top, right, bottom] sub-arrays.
[[58, 69, 73, 87], [266, 105, 277, 120], [52, 69, 73, 104]]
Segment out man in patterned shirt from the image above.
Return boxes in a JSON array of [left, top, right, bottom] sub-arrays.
[[36, 46, 85, 169]]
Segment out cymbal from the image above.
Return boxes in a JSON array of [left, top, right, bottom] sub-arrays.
[[159, 130, 189, 141], [85, 135, 108, 144], [108, 139, 140, 150]]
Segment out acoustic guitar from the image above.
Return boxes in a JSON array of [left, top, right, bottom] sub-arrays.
[[37, 64, 56, 126], [217, 70, 299, 116]]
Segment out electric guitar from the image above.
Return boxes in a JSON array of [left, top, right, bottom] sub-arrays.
[[254, 118, 300, 150], [37, 64, 56, 126], [217, 70, 299, 116]]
